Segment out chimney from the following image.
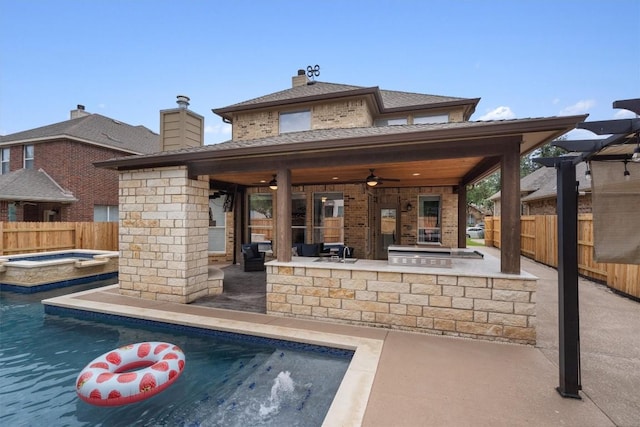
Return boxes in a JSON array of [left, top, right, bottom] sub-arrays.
[[159, 95, 205, 151], [292, 69, 309, 88], [70, 104, 90, 119]]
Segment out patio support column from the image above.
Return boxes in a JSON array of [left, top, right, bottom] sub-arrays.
[[457, 185, 467, 248], [500, 141, 521, 274], [556, 159, 581, 399], [275, 168, 292, 262]]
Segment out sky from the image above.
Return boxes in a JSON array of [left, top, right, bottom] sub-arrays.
[[1, 0, 638, 145]]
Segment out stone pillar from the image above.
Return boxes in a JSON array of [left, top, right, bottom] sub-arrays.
[[118, 165, 220, 303]]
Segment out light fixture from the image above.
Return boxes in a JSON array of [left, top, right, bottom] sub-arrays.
[[406, 202, 413, 212], [623, 160, 631, 181], [366, 169, 379, 187], [268, 175, 278, 190], [585, 162, 592, 182]]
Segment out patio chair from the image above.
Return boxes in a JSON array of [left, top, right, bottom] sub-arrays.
[[242, 243, 266, 272]]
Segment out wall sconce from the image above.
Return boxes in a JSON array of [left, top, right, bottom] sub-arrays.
[[406, 202, 413, 212], [585, 162, 592, 182], [268, 175, 278, 190]]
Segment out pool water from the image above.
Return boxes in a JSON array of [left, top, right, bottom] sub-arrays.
[[0, 282, 352, 426]]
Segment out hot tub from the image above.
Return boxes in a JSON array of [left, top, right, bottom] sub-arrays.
[[0, 249, 119, 293]]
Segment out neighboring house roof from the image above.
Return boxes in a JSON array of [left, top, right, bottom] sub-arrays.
[[489, 162, 591, 202], [0, 114, 159, 155], [212, 81, 479, 120], [522, 162, 591, 202], [0, 168, 77, 203]]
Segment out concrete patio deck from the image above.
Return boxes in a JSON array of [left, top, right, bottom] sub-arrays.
[[44, 247, 640, 426]]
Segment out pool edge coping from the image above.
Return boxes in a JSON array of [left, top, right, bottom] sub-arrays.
[[42, 285, 383, 427]]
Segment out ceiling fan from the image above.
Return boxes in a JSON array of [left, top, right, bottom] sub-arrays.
[[365, 169, 400, 187]]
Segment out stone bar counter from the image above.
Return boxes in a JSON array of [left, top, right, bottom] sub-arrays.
[[266, 249, 536, 345]]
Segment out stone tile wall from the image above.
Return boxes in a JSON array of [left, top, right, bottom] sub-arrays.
[[267, 265, 536, 345], [118, 166, 221, 303]]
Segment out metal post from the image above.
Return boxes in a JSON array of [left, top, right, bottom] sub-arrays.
[[556, 159, 581, 398]]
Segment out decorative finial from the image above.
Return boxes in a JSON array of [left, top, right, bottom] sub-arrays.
[[306, 65, 320, 80]]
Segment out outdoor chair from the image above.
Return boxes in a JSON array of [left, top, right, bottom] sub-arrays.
[[241, 243, 266, 272]]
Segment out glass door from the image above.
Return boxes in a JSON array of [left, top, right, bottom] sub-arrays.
[[376, 206, 398, 259]]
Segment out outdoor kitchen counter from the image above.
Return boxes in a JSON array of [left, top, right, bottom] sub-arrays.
[[265, 248, 538, 344], [266, 249, 537, 280]]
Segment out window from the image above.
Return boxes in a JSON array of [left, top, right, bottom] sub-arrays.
[[313, 192, 343, 244], [94, 205, 118, 222], [292, 193, 306, 244], [417, 195, 441, 244], [374, 117, 407, 126], [1, 148, 9, 174], [279, 110, 311, 133], [23, 145, 34, 169], [413, 114, 449, 124], [208, 196, 227, 252], [249, 193, 273, 244]]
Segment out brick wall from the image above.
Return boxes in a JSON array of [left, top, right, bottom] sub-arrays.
[[118, 166, 221, 303], [267, 264, 536, 345], [6, 140, 122, 221], [232, 98, 374, 142]]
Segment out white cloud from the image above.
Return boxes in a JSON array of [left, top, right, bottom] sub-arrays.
[[552, 98, 560, 105], [613, 109, 637, 119], [478, 106, 516, 121], [204, 123, 232, 145], [205, 123, 231, 135], [564, 128, 608, 140], [559, 100, 595, 116], [98, 103, 106, 109]]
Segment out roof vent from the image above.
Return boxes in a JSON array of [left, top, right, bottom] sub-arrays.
[[176, 95, 190, 109]]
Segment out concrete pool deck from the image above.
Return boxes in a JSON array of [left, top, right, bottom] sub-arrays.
[[42, 248, 640, 426]]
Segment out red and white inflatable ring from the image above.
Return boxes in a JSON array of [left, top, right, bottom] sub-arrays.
[[76, 342, 185, 406]]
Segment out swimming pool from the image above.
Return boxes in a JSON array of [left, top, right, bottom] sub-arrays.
[[0, 281, 352, 426], [0, 250, 119, 293]]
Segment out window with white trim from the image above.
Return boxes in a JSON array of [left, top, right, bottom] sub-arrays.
[[413, 114, 449, 124], [208, 197, 227, 252], [374, 117, 407, 126], [23, 144, 34, 169], [1, 148, 10, 174], [94, 205, 118, 222], [417, 195, 441, 244], [313, 192, 344, 244], [279, 110, 311, 133], [249, 193, 273, 244]]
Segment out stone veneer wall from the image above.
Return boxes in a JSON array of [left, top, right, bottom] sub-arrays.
[[118, 166, 221, 303], [267, 265, 536, 345]]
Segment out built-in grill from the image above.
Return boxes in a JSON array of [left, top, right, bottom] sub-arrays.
[[387, 245, 483, 268]]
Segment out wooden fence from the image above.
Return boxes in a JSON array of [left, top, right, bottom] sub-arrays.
[[485, 215, 639, 300], [0, 222, 119, 255]]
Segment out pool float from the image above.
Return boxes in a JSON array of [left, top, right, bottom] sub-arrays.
[[76, 342, 185, 406]]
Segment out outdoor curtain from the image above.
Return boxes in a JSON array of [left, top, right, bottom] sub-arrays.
[[591, 160, 640, 264]]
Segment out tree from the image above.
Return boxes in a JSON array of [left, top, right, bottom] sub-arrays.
[[467, 139, 568, 212]]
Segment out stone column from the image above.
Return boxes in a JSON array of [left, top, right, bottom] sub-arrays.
[[118, 165, 219, 303]]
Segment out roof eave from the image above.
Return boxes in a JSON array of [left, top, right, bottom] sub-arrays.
[[95, 115, 588, 171]]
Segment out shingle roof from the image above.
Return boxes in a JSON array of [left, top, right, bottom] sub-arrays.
[[213, 81, 477, 116], [0, 114, 160, 154], [490, 162, 591, 202], [0, 168, 77, 202]]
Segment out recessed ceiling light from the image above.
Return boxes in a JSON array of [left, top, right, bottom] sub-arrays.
[[332, 176, 339, 180], [412, 173, 421, 176], [259, 180, 266, 183]]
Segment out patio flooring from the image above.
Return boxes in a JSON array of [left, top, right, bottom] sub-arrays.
[[46, 248, 640, 426]]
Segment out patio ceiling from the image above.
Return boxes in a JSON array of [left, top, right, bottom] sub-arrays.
[[96, 115, 588, 189]]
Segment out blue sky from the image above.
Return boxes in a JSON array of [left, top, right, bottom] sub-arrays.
[[1, 0, 638, 144]]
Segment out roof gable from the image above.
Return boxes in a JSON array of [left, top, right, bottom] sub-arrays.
[[213, 81, 479, 120], [0, 168, 77, 202], [0, 114, 160, 154]]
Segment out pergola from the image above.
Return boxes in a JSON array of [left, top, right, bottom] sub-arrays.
[[536, 98, 640, 398]]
